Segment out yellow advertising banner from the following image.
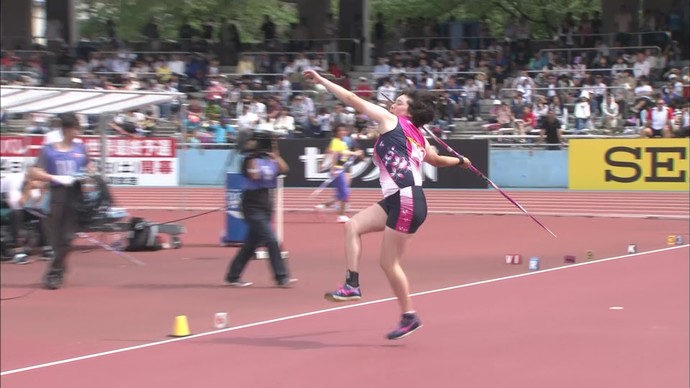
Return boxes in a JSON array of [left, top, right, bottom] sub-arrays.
[[569, 139, 690, 191]]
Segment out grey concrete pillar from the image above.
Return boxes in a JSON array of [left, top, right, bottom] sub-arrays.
[[0, 0, 33, 49]]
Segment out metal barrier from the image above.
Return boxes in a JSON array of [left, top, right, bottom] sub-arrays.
[[98, 51, 199, 57], [562, 31, 672, 47], [241, 51, 353, 69], [1, 70, 42, 79], [396, 31, 671, 50], [369, 70, 485, 80], [498, 85, 627, 98], [538, 46, 662, 64], [469, 134, 638, 141], [525, 67, 636, 76], [387, 48, 499, 57]]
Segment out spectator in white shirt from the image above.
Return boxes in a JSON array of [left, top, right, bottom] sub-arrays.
[[249, 98, 267, 122], [294, 53, 312, 72], [631, 76, 654, 114], [237, 104, 260, 131], [632, 52, 651, 79], [271, 108, 295, 138], [373, 57, 391, 86], [574, 91, 592, 131], [601, 94, 620, 131], [167, 54, 186, 75], [376, 78, 397, 104], [591, 75, 608, 116], [641, 99, 673, 138]]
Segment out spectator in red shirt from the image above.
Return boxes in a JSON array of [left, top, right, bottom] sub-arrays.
[[353, 77, 373, 100], [516, 105, 536, 136]]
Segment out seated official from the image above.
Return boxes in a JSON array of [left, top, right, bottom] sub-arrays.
[[0, 172, 52, 264]]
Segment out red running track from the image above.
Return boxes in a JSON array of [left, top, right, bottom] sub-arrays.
[[2, 187, 689, 387], [111, 188, 690, 220], [1, 246, 688, 388]]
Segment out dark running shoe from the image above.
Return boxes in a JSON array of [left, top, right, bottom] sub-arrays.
[[324, 283, 362, 302], [277, 278, 299, 288], [40, 248, 54, 261], [43, 269, 64, 290], [386, 313, 423, 340], [224, 278, 253, 287]]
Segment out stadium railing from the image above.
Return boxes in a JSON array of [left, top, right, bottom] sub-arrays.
[[241, 51, 353, 69], [538, 45, 663, 64]]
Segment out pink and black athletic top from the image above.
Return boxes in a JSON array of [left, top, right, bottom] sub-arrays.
[[373, 116, 427, 198], [373, 116, 428, 234]]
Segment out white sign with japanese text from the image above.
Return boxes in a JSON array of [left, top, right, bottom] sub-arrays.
[[0, 136, 179, 187]]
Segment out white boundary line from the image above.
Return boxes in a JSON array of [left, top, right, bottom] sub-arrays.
[[99, 206, 690, 220], [2, 244, 688, 377]]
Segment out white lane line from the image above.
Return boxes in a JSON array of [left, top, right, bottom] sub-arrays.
[[2, 244, 687, 377], [113, 206, 690, 220]]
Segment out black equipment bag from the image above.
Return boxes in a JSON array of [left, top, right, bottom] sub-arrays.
[[125, 217, 161, 251]]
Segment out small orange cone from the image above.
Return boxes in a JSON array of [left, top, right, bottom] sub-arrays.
[[171, 315, 191, 337]]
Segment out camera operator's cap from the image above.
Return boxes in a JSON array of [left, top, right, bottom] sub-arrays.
[[252, 128, 274, 140]]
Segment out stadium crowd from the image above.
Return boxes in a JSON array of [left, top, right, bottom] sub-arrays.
[[1, 8, 689, 144]]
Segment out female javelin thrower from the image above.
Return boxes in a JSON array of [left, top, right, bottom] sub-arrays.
[[29, 113, 89, 290], [303, 69, 472, 340]]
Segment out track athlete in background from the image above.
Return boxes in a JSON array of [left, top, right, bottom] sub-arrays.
[[314, 124, 363, 223]]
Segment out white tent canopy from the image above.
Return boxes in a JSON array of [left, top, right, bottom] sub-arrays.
[[0, 86, 184, 115]]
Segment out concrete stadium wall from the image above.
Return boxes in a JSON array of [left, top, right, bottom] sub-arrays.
[[489, 150, 569, 188]]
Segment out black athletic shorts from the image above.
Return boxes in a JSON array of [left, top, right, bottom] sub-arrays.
[[377, 186, 427, 234]]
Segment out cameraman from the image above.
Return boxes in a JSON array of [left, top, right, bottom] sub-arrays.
[[224, 131, 297, 288]]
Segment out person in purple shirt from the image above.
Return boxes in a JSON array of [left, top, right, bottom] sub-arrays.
[[303, 69, 473, 340], [29, 113, 89, 290]]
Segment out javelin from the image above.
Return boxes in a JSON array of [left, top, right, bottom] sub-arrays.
[[381, 94, 557, 238], [76, 232, 147, 266], [308, 156, 356, 199]]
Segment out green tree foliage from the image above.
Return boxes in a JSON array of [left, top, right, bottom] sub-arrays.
[[77, 0, 600, 43], [370, 0, 601, 38], [78, 0, 299, 43]]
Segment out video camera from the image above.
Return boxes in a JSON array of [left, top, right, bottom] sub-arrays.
[[252, 129, 274, 153]]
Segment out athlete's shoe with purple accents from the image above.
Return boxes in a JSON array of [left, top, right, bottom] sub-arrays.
[[386, 313, 423, 340], [324, 284, 362, 302]]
